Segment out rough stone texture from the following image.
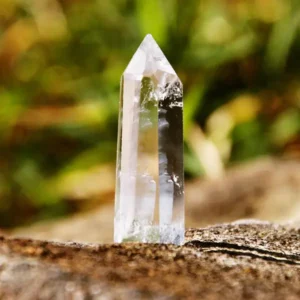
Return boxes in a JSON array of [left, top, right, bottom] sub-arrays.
[[2, 221, 300, 299]]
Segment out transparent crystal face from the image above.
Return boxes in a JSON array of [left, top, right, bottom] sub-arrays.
[[114, 35, 184, 245]]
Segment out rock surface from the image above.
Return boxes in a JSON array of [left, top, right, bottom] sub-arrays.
[[2, 221, 300, 299]]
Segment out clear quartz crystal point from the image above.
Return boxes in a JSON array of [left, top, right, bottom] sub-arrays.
[[114, 34, 184, 245]]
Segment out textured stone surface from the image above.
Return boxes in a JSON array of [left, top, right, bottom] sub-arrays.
[[115, 34, 184, 244], [2, 221, 300, 299]]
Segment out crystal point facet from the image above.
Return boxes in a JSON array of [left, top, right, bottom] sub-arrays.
[[114, 34, 184, 245]]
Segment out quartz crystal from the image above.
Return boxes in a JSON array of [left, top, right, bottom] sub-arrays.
[[114, 34, 184, 245]]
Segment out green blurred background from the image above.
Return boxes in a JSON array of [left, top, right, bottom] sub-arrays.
[[1, 0, 300, 229]]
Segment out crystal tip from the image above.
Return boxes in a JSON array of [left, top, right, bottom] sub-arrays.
[[124, 33, 177, 76], [145, 33, 153, 38], [143, 34, 155, 42]]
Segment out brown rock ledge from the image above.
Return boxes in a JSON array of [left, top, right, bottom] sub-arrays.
[[1, 221, 300, 299]]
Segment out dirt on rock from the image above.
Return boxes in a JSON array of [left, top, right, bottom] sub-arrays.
[[1, 221, 300, 299]]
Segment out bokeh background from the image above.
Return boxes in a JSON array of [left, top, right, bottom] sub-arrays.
[[1, 0, 300, 234]]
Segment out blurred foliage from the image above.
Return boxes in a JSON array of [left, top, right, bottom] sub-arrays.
[[1, 0, 300, 227]]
